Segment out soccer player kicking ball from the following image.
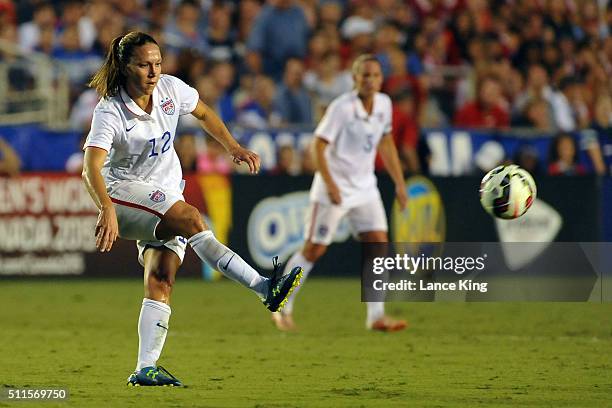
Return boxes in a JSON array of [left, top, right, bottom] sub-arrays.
[[82, 32, 302, 386], [272, 54, 408, 332]]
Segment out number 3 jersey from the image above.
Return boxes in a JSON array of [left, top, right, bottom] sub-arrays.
[[311, 90, 392, 207], [85, 74, 199, 195]]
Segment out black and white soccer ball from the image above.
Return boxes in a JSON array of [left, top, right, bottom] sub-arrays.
[[479, 164, 537, 219]]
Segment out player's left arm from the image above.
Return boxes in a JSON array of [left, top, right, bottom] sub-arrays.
[[377, 133, 408, 210], [191, 100, 260, 174]]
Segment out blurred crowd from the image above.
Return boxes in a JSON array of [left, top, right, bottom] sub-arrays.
[[0, 0, 611, 176]]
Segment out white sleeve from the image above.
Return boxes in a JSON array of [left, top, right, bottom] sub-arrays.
[[169, 75, 199, 115], [84, 108, 119, 152], [383, 95, 392, 134], [314, 99, 344, 143]]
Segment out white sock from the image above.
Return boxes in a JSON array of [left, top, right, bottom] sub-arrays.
[[136, 298, 171, 371], [281, 251, 314, 315], [188, 230, 268, 298], [366, 302, 385, 326]]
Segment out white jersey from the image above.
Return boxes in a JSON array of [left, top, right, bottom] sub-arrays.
[[311, 90, 392, 207], [85, 74, 199, 195]]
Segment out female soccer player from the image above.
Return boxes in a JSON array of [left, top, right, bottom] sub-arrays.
[[82, 32, 302, 386], [273, 54, 408, 332]]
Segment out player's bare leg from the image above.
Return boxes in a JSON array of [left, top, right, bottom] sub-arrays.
[[156, 200, 302, 312], [144, 247, 179, 304], [128, 248, 183, 386], [273, 240, 326, 331], [359, 231, 407, 332]]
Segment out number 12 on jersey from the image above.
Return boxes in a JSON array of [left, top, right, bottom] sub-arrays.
[[148, 131, 172, 157]]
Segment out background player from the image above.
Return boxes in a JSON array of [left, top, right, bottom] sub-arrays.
[[273, 54, 408, 332], [82, 32, 302, 386]]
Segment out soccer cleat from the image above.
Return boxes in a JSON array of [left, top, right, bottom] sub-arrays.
[[126, 365, 183, 387], [367, 316, 408, 332], [263, 256, 303, 312], [271, 311, 297, 331]]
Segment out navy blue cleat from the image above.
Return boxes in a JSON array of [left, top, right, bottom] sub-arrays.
[[263, 256, 303, 312], [127, 366, 183, 387]]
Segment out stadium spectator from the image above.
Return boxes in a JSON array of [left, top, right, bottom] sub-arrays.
[[513, 97, 555, 132], [304, 29, 328, 71], [0, 0, 16, 27], [174, 132, 198, 173], [271, 144, 300, 175], [373, 22, 403, 77], [90, 11, 125, 58], [318, 0, 342, 32], [548, 132, 586, 176], [0, 137, 21, 176], [198, 137, 233, 174], [582, 93, 612, 175], [174, 48, 207, 85], [34, 24, 55, 55], [195, 76, 222, 118], [209, 61, 237, 123], [52, 24, 102, 89], [246, 0, 309, 81], [17, 1, 55, 53], [513, 144, 542, 176], [304, 51, 353, 119], [237, 0, 262, 45], [58, 0, 96, 52], [164, 0, 208, 57], [274, 58, 313, 125], [383, 46, 424, 117], [454, 75, 509, 129], [375, 87, 420, 173], [206, 1, 238, 64], [550, 76, 589, 132], [339, 15, 374, 67], [236, 75, 282, 129], [513, 64, 554, 121], [391, 88, 420, 173]]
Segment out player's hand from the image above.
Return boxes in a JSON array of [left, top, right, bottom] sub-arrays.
[[327, 182, 342, 205], [395, 184, 408, 211], [229, 145, 260, 174], [95, 205, 118, 252]]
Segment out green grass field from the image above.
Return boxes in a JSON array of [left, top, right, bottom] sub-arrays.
[[2, 278, 611, 407]]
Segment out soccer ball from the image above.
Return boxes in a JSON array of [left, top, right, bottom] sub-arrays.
[[479, 164, 537, 219]]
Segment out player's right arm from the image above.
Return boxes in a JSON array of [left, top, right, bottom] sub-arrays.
[[313, 137, 341, 205], [82, 147, 118, 252]]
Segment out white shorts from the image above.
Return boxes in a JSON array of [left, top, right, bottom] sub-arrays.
[[108, 181, 187, 266], [304, 196, 388, 245]]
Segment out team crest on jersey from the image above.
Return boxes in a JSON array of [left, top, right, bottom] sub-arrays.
[[318, 225, 329, 237], [160, 97, 175, 115], [149, 190, 166, 203]]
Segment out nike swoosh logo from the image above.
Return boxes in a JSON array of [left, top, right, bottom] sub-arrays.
[[126, 123, 136, 132], [156, 322, 168, 331], [222, 254, 235, 271]]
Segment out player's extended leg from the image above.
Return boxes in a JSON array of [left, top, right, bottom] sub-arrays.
[[156, 200, 302, 312], [359, 231, 407, 332], [127, 248, 183, 386], [272, 241, 327, 330]]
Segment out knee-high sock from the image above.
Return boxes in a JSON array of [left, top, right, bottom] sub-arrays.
[[136, 298, 170, 371], [188, 230, 268, 298], [281, 251, 314, 315], [366, 302, 385, 326]]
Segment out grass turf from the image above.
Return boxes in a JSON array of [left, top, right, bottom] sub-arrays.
[[2, 278, 611, 407]]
